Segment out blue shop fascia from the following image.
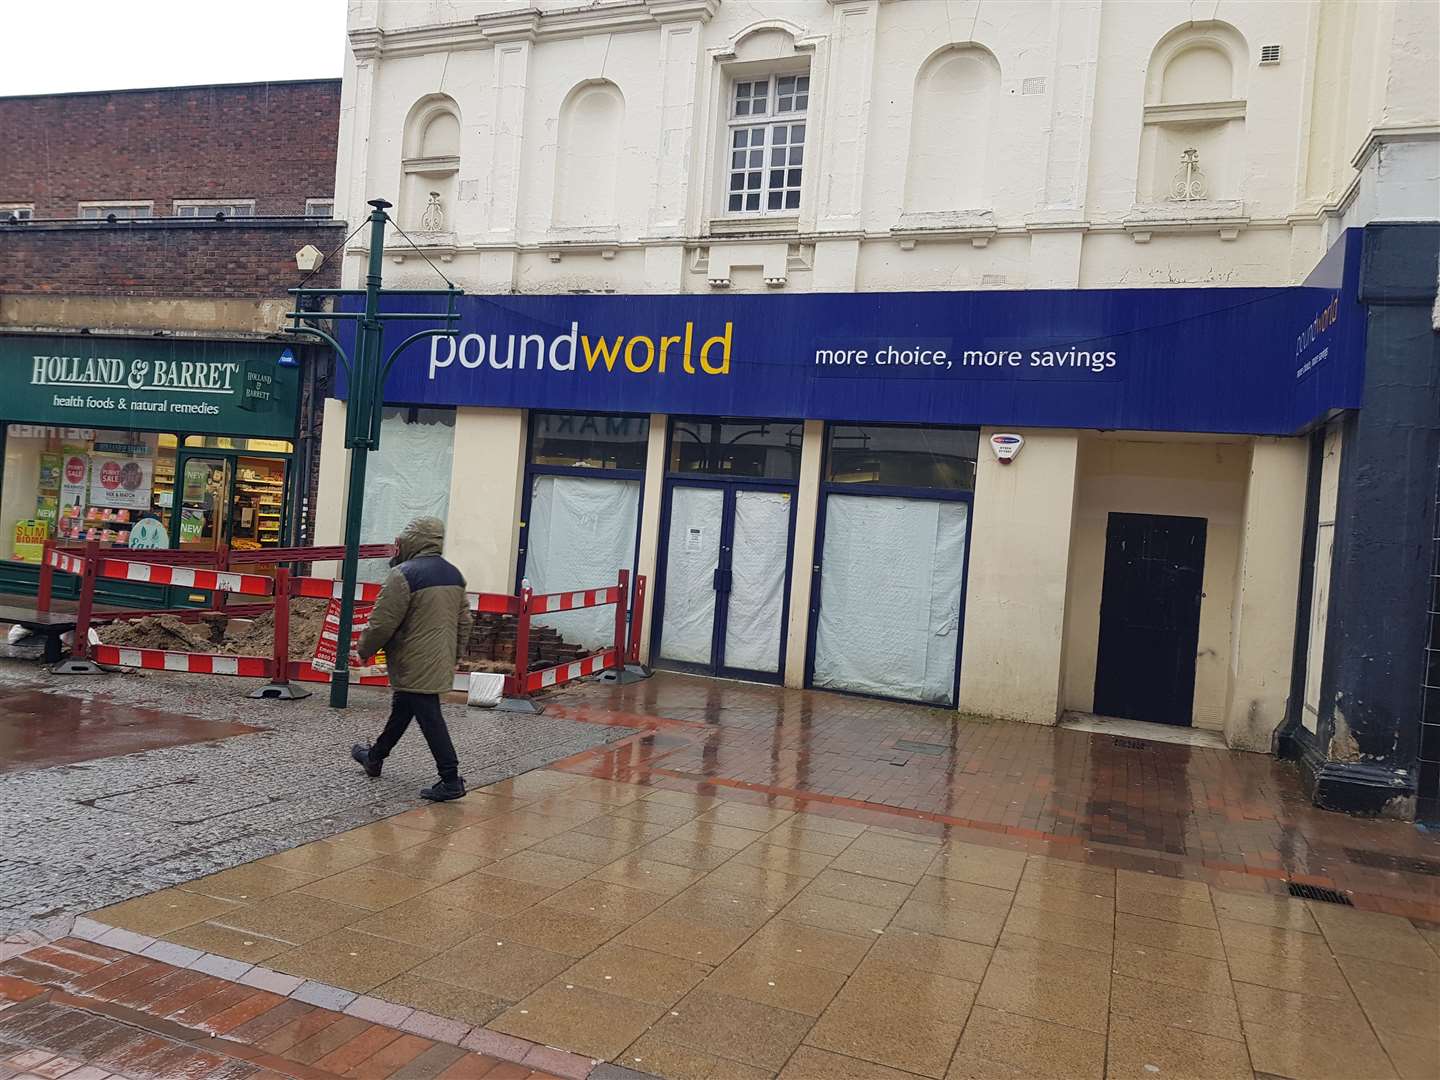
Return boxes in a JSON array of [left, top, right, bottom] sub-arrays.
[[329, 224, 1439, 817]]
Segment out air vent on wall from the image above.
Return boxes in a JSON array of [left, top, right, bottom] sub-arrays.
[[1259, 44, 1282, 65], [1021, 76, 1047, 96]]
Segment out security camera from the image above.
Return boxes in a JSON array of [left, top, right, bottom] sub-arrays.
[[295, 244, 325, 273]]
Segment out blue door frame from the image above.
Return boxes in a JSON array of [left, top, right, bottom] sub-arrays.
[[803, 427, 976, 708], [650, 473, 799, 684]]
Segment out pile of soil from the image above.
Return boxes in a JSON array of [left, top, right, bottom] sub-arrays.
[[99, 613, 228, 652], [219, 598, 329, 659], [98, 598, 329, 661]]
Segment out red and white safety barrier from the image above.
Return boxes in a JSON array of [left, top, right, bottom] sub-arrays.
[[89, 644, 271, 677], [529, 586, 622, 615], [43, 539, 646, 705], [86, 645, 473, 691], [291, 577, 384, 602], [46, 549, 87, 577], [523, 648, 618, 694], [97, 558, 274, 597]]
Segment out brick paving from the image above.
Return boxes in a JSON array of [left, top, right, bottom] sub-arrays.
[[0, 938, 559, 1080]]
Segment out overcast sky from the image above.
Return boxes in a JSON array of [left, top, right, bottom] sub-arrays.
[[0, 0, 347, 96]]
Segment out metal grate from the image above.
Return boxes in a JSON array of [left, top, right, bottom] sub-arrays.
[[1287, 882, 1353, 905], [1021, 76, 1047, 96], [1259, 44, 1282, 64], [1112, 737, 1148, 750]]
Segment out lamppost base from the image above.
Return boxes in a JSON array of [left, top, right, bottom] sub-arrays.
[[250, 682, 313, 700]]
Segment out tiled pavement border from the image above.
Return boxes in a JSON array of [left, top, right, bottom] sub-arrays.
[[0, 936, 604, 1080]]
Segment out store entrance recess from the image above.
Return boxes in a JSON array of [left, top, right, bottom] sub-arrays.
[[174, 443, 290, 554], [1093, 512, 1207, 726], [653, 418, 801, 682]]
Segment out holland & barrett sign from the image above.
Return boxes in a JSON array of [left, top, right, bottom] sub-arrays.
[[2, 335, 300, 437]]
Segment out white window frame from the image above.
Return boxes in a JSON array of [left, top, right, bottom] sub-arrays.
[[304, 198, 336, 218], [0, 204, 33, 222], [78, 200, 154, 220], [722, 70, 810, 218], [173, 199, 256, 218]]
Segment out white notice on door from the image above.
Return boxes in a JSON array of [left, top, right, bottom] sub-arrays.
[[685, 527, 703, 552]]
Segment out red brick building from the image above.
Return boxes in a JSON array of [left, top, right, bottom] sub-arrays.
[[0, 79, 340, 221], [0, 81, 346, 587]]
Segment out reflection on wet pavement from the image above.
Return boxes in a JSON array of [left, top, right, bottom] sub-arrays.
[[75, 768, 1440, 1080], [0, 687, 258, 772], [545, 672, 1440, 920]]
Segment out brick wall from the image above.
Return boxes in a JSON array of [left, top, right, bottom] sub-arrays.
[[0, 220, 346, 297], [0, 80, 340, 218]]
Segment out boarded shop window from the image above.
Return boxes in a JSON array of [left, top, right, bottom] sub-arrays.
[[669, 418, 802, 479], [522, 475, 640, 650], [812, 495, 969, 704], [358, 407, 456, 582], [826, 424, 978, 490]]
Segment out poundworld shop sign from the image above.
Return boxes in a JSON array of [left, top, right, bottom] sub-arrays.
[[1, 335, 300, 438], [340, 229, 1366, 436]]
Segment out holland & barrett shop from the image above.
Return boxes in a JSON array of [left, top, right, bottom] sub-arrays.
[[0, 334, 301, 594]]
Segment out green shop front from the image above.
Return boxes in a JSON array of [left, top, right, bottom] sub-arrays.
[[0, 333, 302, 604]]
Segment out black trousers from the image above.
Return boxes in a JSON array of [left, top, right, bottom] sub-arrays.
[[372, 691, 460, 782]]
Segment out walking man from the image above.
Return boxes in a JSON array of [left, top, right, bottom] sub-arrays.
[[350, 516, 473, 801]]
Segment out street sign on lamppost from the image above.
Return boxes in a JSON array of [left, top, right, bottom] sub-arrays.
[[283, 198, 462, 707]]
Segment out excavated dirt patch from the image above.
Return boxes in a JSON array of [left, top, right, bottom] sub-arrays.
[[97, 602, 591, 671], [98, 599, 329, 661]]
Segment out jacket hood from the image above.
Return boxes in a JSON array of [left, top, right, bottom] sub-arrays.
[[392, 516, 445, 564]]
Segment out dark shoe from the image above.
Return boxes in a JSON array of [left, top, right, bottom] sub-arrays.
[[351, 744, 381, 778], [420, 777, 466, 802]]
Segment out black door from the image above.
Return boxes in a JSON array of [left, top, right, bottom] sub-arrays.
[[1094, 512, 1206, 726]]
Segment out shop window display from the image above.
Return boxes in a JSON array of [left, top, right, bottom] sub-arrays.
[[1, 426, 294, 561], [2, 426, 177, 559]]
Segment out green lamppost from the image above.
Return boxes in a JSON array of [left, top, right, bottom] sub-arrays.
[[285, 198, 463, 707]]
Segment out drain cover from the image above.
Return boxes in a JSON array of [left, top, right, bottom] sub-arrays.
[[90, 783, 273, 825], [1112, 737, 1148, 750], [1286, 882, 1354, 905], [894, 740, 947, 756]]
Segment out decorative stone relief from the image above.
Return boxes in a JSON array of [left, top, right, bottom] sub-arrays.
[[420, 191, 445, 232], [1169, 149, 1208, 203]]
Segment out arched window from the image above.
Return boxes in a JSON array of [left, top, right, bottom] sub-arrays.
[[904, 46, 1000, 214], [553, 81, 625, 229], [1137, 23, 1247, 206], [401, 95, 461, 235]]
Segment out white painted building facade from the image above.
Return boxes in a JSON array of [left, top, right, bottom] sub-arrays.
[[320, 0, 1438, 760]]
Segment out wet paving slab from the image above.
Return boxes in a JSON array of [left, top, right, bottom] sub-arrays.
[[545, 672, 1440, 922], [0, 664, 634, 937], [0, 687, 259, 773]]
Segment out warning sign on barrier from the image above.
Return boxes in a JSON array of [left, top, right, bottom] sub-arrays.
[[312, 598, 386, 676]]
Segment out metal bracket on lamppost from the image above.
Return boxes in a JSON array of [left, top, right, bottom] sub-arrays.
[[282, 197, 463, 707]]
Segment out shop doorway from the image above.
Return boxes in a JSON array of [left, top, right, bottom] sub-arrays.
[[1093, 512, 1206, 726], [654, 480, 796, 681], [173, 451, 289, 554]]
